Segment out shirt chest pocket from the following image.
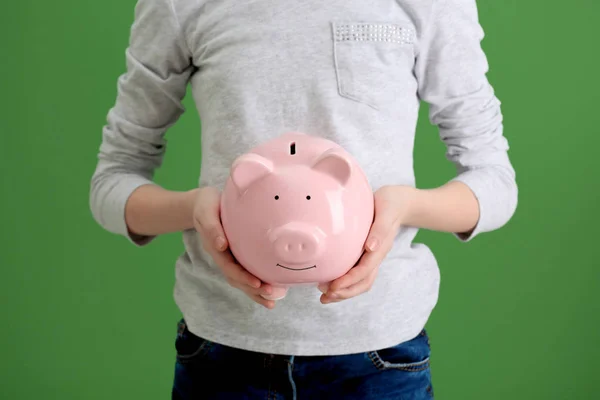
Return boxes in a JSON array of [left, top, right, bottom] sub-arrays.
[[332, 22, 416, 111]]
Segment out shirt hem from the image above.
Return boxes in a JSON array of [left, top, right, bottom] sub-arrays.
[[181, 317, 426, 356]]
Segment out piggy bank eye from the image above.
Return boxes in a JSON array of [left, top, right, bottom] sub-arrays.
[[274, 195, 280, 200], [306, 195, 311, 200]]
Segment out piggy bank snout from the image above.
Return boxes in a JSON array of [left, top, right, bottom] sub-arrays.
[[270, 223, 325, 264]]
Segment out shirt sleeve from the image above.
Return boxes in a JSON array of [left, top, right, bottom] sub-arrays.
[[414, 0, 518, 241], [89, 0, 195, 245]]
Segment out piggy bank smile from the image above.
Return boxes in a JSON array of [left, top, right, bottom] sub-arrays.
[[276, 263, 317, 271]]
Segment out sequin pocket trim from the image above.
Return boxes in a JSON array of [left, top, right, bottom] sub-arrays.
[[334, 23, 415, 45]]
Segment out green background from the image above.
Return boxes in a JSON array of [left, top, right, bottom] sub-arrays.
[[2, 0, 598, 399]]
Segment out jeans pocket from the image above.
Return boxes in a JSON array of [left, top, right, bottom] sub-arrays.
[[368, 329, 431, 372], [331, 21, 416, 110], [175, 319, 214, 364]]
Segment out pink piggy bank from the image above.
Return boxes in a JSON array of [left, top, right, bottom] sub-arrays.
[[220, 132, 374, 300]]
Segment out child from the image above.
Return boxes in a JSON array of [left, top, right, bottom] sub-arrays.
[[90, 0, 517, 398]]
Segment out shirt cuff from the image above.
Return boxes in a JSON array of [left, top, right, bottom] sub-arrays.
[[450, 169, 493, 242], [93, 175, 157, 247]]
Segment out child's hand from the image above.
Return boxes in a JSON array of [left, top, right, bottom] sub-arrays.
[[192, 187, 276, 309], [318, 186, 415, 304]]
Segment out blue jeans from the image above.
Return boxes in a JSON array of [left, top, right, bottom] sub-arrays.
[[172, 319, 434, 399]]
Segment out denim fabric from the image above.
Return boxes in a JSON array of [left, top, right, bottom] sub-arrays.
[[172, 319, 433, 399]]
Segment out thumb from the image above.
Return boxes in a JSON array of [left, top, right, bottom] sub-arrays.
[[196, 191, 229, 252], [213, 227, 228, 252], [364, 201, 399, 253], [203, 216, 228, 252]]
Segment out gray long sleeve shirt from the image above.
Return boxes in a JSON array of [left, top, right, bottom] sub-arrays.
[[90, 0, 517, 355]]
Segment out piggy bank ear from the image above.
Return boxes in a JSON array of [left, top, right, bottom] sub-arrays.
[[311, 148, 352, 186], [231, 153, 274, 194]]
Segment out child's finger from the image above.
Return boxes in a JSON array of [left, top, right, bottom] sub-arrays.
[[250, 294, 276, 309], [322, 268, 379, 303], [328, 246, 384, 293], [225, 263, 262, 289], [327, 262, 373, 293], [213, 250, 262, 289], [364, 194, 401, 252], [317, 283, 330, 293], [327, 238, 390, 294], [230, 282, 273, 297]]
